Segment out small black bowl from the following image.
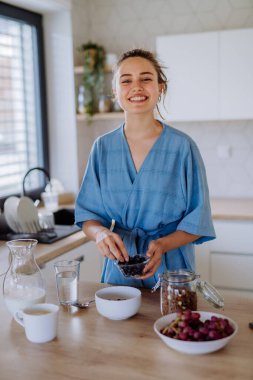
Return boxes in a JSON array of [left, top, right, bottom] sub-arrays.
[[115, 255, 150, 278]]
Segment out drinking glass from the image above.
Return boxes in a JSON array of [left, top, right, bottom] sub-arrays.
[[54, 260, 80, 305]]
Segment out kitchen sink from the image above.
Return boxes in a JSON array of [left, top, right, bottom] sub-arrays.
[[53, 208, 75, 226]]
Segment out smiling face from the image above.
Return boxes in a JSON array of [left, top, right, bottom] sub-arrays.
[[113, 57, 163, 116]]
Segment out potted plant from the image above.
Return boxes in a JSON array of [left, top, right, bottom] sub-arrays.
[[78, 41, 106, 116]]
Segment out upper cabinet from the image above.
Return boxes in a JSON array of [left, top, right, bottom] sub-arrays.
[[156, 28, 253, 122], [220, 29, 253, 120], [156, 32, 219, 121]]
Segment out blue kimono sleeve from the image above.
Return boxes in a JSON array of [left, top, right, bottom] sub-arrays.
[[176, 139, 216, 244], [75, 139, 110, 229]]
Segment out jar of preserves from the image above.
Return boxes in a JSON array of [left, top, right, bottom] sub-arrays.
[[152, 270, 224, 315]]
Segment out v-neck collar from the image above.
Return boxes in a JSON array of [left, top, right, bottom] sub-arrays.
[[121, 122, 166, 179]]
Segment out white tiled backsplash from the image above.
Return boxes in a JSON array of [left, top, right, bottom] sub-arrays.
[[174, 120, 253, 198], [73, 0, 253, 198]]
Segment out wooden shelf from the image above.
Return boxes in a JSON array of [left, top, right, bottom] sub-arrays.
[[75, 65, 120, 122], [74, 65, 113, 74], [76, 112, 124, 121]]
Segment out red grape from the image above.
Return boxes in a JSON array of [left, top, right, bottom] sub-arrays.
[[160, 309, 234, 342]]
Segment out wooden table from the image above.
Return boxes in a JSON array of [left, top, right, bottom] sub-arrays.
[[0, 282, 252, 380]]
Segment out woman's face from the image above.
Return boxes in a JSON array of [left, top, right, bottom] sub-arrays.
[[113, 57, 163, 115]]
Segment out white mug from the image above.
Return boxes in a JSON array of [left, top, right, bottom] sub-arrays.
[[14, 303, 59, 343]]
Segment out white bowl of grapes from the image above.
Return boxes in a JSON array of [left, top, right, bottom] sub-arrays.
[[154, 310, 238, 355]]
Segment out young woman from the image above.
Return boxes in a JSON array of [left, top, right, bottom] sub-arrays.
[[75, 48, 215, 288]]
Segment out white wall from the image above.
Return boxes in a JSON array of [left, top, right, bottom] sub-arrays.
[[43, 11, 79, 193], [71, 0, 90, 64], [76, 0, 253, 56]]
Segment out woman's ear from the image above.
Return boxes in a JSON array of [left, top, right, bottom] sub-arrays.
[[158, 85, 163, 103]]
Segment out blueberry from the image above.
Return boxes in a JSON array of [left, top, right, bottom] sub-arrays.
[[118, 255, 147, 277]]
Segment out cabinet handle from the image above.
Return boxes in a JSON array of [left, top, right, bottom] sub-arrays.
[[74, 255, 85, 263]]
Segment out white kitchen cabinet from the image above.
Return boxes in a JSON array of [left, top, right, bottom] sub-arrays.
[[156, 32, 219, 121], [195, 220, 253, 297], [195, 242, 210, 280], [220, 29, 253, 120], [41, 241, 103, 288], [156, 28, 253, 121]]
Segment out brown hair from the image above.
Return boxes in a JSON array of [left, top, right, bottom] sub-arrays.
[[112, 48, 168, 118]]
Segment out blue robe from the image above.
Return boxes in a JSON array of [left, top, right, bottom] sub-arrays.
[[75, 123, 215, 288]]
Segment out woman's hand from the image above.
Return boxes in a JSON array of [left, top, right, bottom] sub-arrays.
[[139, 239, 165, 279], [139, 231, 201, 279], [95, 229, 129, 262]]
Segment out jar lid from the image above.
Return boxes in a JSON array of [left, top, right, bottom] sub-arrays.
[[196, 280, 224, 309], [159, 269, 199, 283], [152, 270, 200, 293]]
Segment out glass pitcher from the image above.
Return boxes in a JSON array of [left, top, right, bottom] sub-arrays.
[[152, 269, 224, 315], [3, 239, 46, 317]]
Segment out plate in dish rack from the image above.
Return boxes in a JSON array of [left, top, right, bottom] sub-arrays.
[[4, 196, 20, 233]]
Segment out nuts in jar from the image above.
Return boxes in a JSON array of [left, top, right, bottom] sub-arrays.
[[162, 285, 197, 315]]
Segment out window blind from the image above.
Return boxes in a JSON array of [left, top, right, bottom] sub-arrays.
[[0, 14, 43, 197]]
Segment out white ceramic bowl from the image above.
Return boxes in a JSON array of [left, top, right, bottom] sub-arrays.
[[95, 286, 141, 320], [154, 311, 238, 355]]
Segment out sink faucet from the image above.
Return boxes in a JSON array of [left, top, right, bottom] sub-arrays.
[[22, 167, 51, 197]]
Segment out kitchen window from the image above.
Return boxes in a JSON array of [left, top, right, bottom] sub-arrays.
[[0, 2, 48, 208]]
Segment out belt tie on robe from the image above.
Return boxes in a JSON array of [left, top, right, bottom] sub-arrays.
[[112, 221, 179, 256]]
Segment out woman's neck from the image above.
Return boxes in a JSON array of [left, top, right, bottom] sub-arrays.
[[124, 112, 162, 140]]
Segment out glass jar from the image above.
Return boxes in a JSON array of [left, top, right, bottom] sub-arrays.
[[152, 270, 224, 315], [3, 239, 46, 318], [98, 95, 111, 113], [77, 85, 85, 114]]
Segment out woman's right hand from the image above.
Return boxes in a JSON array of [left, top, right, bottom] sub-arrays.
[[95, 229, 129, 262]]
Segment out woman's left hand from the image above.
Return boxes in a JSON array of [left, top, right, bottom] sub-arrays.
[[139, 239, 165, 279]]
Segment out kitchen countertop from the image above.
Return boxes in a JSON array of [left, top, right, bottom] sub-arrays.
[[0, 281, 252, 380], [211, 198, 253, 221], [0, 230, 89, 277]]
